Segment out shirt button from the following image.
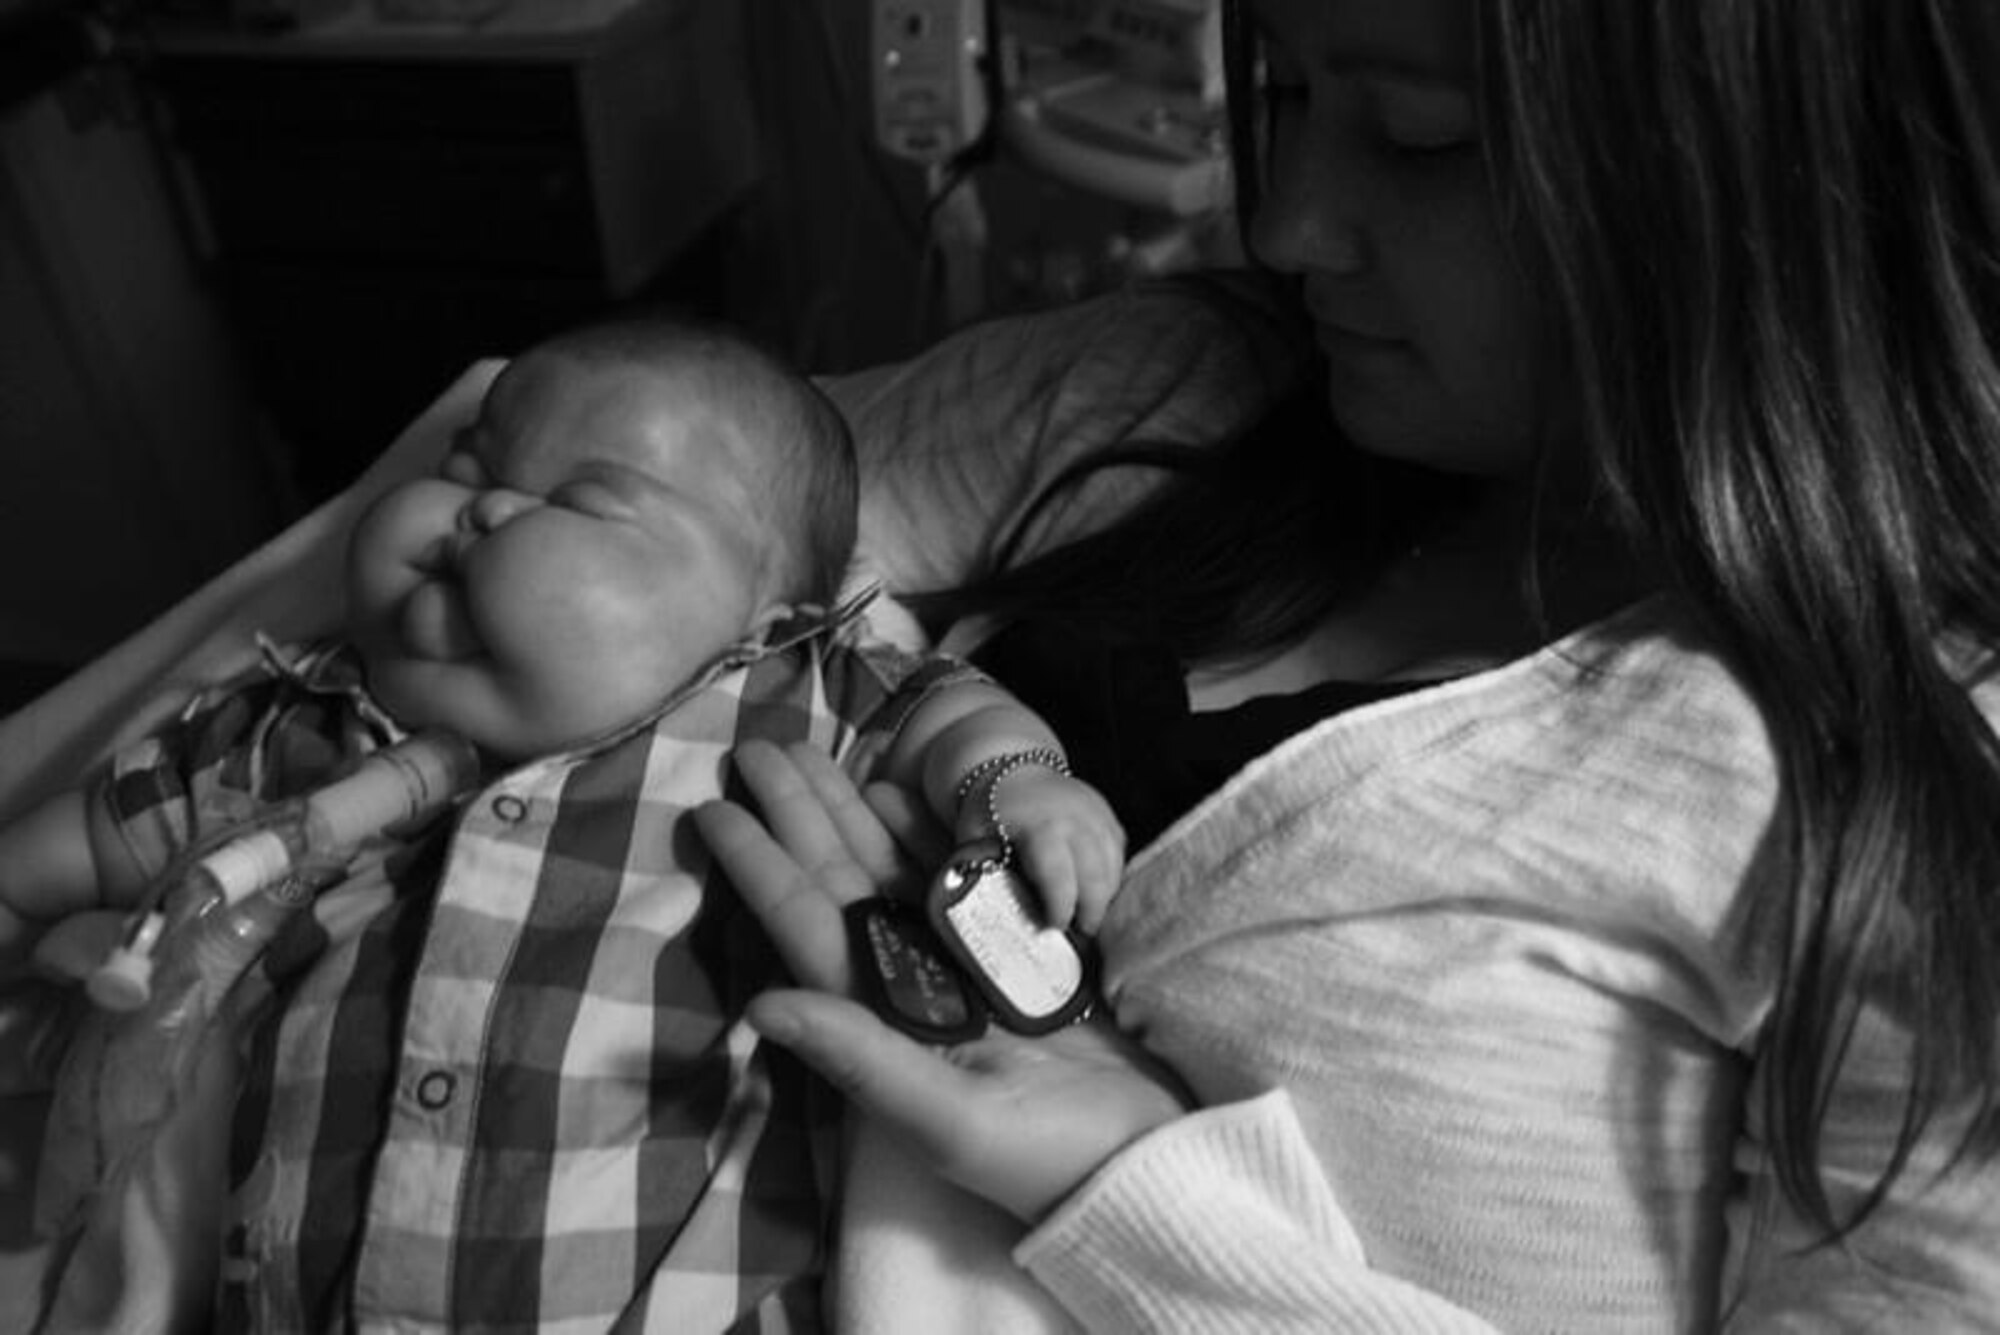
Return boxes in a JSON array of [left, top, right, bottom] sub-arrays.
[[416, 1070, 457, 1110], [490, 793, 528, 823]]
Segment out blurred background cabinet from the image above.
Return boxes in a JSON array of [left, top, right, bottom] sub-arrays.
[[142, 0, 757, 498], [0, 11, 284, 703], [0, 0, 1227, 711]]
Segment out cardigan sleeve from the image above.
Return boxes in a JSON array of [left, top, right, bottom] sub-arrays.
[[1015, 1092, 1502, 1334], [1016, 1035, 2000, 1334]]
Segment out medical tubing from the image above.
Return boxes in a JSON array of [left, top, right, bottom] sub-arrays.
[[36, 730, 480, 1240], [90, 729, 480, 1008]]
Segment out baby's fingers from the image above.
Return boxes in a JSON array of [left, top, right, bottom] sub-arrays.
[[1072, 831, 1125, 935], [1016, 839, 1081, 931]]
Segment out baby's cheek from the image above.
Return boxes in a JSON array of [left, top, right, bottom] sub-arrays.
[[348, 551, 422, 622], [366, 657, 532, 759], [349, 503, 444, 614], [471, 522, 606, 625], [466, 616, 654, 749], [553, 632, 679, 721]]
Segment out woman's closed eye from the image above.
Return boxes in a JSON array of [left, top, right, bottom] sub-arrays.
[[1254, 54, 1475, 162]]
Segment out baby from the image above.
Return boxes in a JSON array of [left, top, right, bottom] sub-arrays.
[[0, 315, 1122, 1332]]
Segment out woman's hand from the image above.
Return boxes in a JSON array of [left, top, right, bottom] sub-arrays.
[[694, 739, 1189, 1223]]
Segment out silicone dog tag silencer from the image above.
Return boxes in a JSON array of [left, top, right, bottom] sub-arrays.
[[845, 898, 986, 1044], [927, 860, 1094, 1035]]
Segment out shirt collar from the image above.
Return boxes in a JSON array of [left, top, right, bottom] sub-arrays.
[[256, 583, 886, 768]]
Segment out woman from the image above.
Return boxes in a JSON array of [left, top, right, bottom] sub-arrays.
[[695, 0, 2000, 1328]]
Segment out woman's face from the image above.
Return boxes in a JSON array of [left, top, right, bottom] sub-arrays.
[[1246, 0, 1547, 477]]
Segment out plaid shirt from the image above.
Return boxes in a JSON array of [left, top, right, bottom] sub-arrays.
[[96, 603, 970, 1334]]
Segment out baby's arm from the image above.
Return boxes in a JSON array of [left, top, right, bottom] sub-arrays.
[[883, 680, 1125, 932], [0, 786, 149, 976]]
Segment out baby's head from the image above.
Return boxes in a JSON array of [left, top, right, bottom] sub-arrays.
[[346, 315, 857, 760]]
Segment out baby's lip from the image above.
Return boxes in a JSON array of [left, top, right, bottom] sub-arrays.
[[412, 530, 479, 578], [398, 580, 483, 661]]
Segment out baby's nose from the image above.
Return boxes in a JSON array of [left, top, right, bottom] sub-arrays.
[[464, 486, 539, 532]]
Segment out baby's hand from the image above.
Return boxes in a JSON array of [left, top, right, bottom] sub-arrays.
[[960, 767, 1124, 935], [0, 905, 113, 985]]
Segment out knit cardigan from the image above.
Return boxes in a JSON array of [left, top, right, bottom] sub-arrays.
[[833, 596, 2000, 1333]]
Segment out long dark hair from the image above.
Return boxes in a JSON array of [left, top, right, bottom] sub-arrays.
[[1469, 0, 2000, 1238], [912, 350, 1479, 663], [948, 0, 2000, 1248]]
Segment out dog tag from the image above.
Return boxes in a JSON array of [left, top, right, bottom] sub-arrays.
[[844, 898, 986, 1044], [927, 859, 1094, 1035]]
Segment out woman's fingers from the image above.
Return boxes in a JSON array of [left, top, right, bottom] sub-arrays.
[[698, 739, 936, 994], [779, 742, 914, 892], [693, 798, 858, 994], [748, 990, 1191, 1223], [729, 741, 877, 902], [861, 780, 953, 871]]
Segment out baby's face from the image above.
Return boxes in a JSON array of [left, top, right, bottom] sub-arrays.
[[346, 352, 784, 759]]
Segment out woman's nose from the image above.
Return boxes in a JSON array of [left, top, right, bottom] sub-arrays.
[[1247, 129, 1370, 276], [464, 486, 539, 533], [1250, 188, 1369, 277]]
